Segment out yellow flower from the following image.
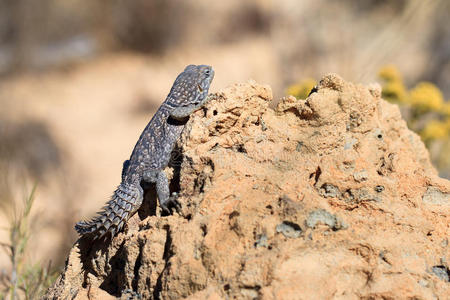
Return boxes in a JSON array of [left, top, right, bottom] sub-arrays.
[[442, 101, 450, 117], [379, 65, 403, 82], [287, 78, 317, 99], [382, 80, 407, 103], [378, 65, 408, 103], [421, 120, 449, 141], [409, 82, 444, 112]]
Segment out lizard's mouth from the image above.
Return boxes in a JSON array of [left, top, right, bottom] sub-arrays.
[[198, 84, 203, 93]]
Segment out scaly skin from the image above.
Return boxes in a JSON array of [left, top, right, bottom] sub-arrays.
[[75, 65, 215, 239]]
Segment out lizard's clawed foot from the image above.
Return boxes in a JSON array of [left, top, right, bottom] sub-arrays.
[[160, 192, 182, 214], [169, 192, 182, 213]]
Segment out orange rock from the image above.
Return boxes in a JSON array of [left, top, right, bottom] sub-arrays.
[[45, 75, 449, 300]]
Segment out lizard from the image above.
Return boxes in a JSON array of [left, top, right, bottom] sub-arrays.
[[75, 64, 215, 239]]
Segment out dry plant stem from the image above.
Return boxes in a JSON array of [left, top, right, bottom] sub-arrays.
[[0, 185, 36, 300]]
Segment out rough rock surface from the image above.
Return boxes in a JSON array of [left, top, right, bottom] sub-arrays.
[[45, 75, 449, 299]]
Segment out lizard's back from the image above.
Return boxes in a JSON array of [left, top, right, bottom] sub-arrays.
[[123, 106, 184, 184]]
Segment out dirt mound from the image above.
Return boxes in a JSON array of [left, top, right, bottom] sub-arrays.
[[45, 75, 449, 299]]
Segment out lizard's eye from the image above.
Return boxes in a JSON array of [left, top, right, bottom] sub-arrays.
[[204, 69, 210, 76]]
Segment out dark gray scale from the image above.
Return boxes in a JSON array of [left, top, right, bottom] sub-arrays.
[[75, 64, 215, 239]]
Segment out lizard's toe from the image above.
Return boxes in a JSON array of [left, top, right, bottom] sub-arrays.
[[160, 193, 182, 214], [160, 203, 171, 214], [173, 199, 182, 213], [170, 192, 182, 211]]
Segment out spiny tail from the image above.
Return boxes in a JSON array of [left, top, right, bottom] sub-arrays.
[[75, 183, 143, 239]]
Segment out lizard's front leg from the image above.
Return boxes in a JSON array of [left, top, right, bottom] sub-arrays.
[[170, 95, 211, 120]]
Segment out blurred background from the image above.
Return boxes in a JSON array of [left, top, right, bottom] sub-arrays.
[[0, 0, 449, 296]]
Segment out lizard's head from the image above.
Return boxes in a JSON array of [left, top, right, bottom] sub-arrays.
[[171, 64, 215, 107]]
